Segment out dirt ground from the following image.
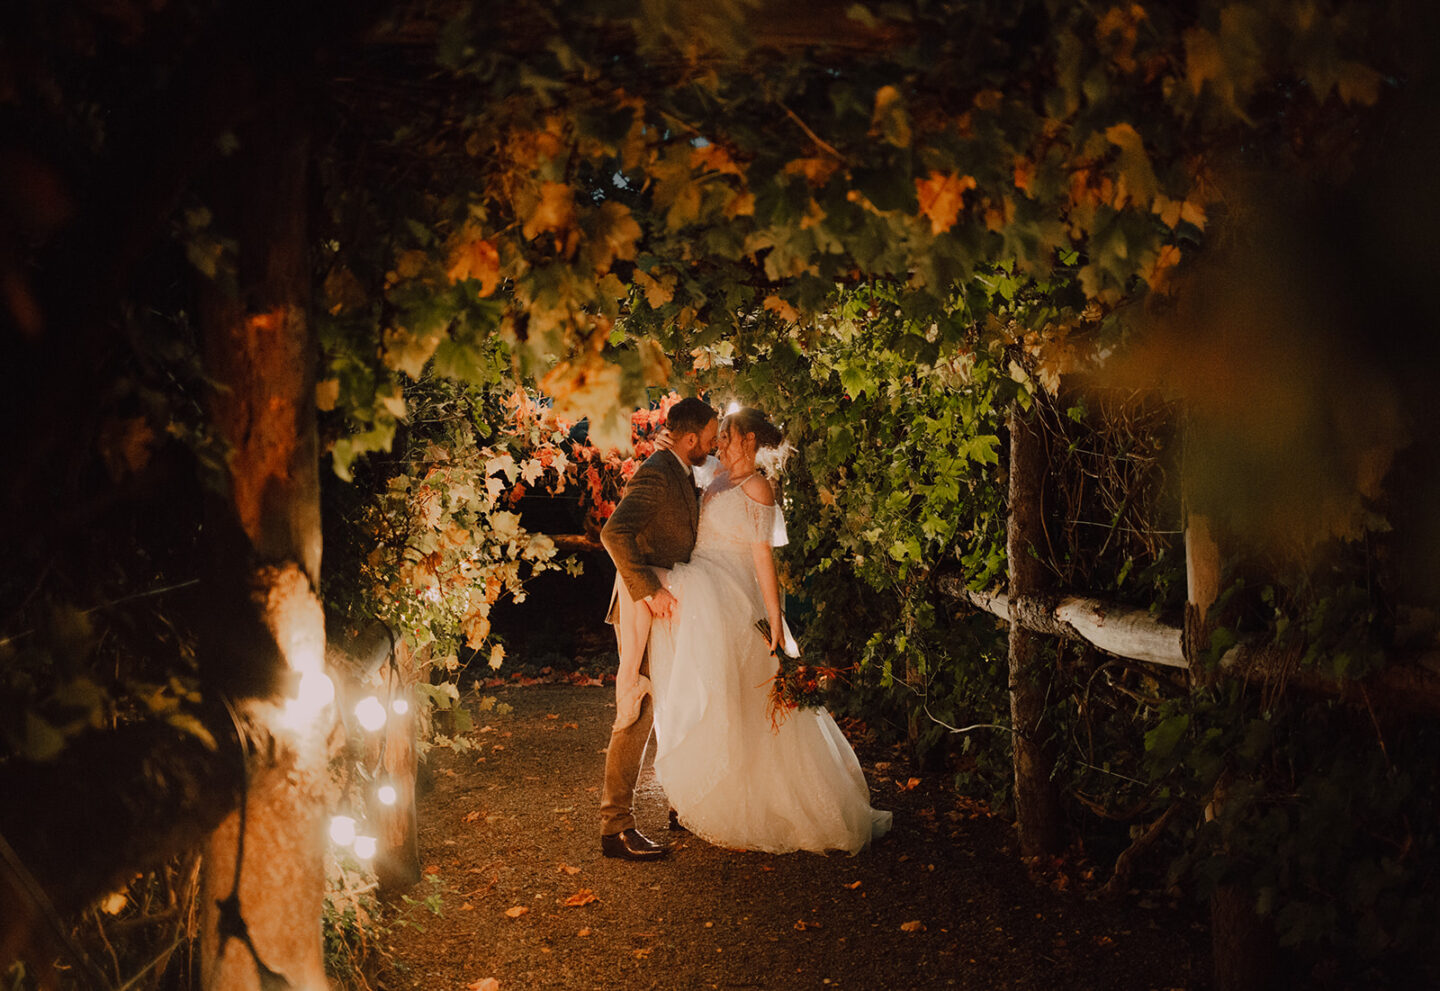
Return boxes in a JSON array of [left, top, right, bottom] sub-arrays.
[[375, 681, 1210, 991]]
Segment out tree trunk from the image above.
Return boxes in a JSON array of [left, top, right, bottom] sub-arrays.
[[1006, 402, 1063, 858], [375, 639, 422, 895], [196, 92, 329, 991]]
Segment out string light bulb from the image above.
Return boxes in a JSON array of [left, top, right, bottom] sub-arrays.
[[353, 836, 377, 859], [354, 695, 387, 731], [329, 816, 357, 847], [377, 784, 397, 806], [391, 698, 409, 716]]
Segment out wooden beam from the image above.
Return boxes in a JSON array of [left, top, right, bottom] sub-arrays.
[[938, 578, 1187, 669], [938, 573, 1440, 715]]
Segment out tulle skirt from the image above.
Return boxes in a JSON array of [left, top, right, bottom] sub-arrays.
[[648, 549, 892, 854]]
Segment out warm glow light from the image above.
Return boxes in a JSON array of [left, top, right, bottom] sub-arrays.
[[329, 816, 357, 847], [353, 836, 377, 859], [354, 696, 387, 732], [298, 670, 335, 709], [279, 670, 336, 733], [391, 698, 409, 716], [377, 784, 398, 806], [725, 400, 742, 415]]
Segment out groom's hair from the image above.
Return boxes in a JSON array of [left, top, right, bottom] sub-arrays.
[[665, 397, 717, 436]]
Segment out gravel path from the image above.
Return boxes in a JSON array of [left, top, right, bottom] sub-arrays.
[[377, 683, 1208, 990]]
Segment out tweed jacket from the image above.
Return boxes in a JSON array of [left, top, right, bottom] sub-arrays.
[[601, 449, 701, 605]]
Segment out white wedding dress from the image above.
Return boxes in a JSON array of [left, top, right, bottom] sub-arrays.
[[647, 473, 893, 854]]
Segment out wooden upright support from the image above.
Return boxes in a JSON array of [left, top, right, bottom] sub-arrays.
[[375, 639, 421, 895], [1006, 402, 1064, 858]]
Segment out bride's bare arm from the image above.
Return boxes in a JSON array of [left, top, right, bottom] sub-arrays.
[[742, 474, 783, 652], [750, 543, 784, 653]]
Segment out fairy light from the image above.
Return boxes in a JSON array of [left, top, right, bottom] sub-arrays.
[[329, 816, 357, 847], [353, 836, 377, 859], [725, 399, 742, 415], [391, 697, 409, 716], [354, 695, 387, 732], [376, 784, 398, 806]]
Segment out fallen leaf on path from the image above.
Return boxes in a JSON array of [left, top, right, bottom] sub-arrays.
[[577, 927, 592, 937], [563, 722, 579, 729], [844, 881, 862, 890], [423, 865, 440, 875], [901, 920, 925, 932], [504, 906, 529, 919], [794, 920, 822, 931], [545, 713, 559, 719], [557, 863, 581, 875], [461, 902, 474, 911], [633, 948, 651, 959], [898, 777, 921, 791], [467, 979, 499, 991], [561, 889, 598, 907], [463, 810, 483, 823]]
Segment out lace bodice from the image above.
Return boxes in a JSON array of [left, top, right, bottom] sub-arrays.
[[694, 478, 787, 556]]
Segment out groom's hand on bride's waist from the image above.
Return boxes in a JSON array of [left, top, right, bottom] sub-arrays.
[[645, 587, 679, 618]]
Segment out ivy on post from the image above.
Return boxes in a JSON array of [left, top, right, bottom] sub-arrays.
[[1004, 399, 1062, 859]]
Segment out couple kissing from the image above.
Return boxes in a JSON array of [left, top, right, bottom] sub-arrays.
[[597, 398, 892, 860]]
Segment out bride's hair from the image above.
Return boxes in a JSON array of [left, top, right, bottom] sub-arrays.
[[722, 406, 790, 476]]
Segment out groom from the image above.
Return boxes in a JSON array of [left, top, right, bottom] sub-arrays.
[[597, 397, 718, 860]]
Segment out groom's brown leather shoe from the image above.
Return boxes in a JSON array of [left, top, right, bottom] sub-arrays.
[[601, 828, 666, 861]]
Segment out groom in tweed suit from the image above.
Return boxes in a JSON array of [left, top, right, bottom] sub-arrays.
[[597, 397, 717, 860]]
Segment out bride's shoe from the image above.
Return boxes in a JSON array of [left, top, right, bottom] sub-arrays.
[[613, 675, 652, 731]]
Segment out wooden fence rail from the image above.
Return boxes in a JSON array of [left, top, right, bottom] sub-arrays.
[[935, 572, 1440, 715]]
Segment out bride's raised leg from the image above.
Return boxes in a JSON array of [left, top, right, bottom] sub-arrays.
[[613, 568, 667, 730]]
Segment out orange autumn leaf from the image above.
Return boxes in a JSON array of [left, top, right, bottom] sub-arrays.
[[762, 294, 800, 324], [588, 200, 642, 274], [1142, 243, 1183, 292], [561, 888, 598, 907], [783, 156, 839, 187], [446, 237, 500, 296], [467, 979, 500, 991], [557, 863, 581, 875], [900, 919, 925, 932], [522, 181, 576, 240], [690, 143, 744, 176], [504, 905, 529, 919], [898, 776, 922, 791], [915, 171, 976, 235], [1013, 156, 1035, 193], [633, 269, 676, 308]]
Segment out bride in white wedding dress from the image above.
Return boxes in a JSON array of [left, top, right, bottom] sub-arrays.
[[644, 406, 892, 855]]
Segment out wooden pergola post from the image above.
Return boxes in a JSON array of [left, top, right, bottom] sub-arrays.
[[1185, 450, 1274, 991], [375, 639, 422, 895], [1006, 401, 1064, 858]]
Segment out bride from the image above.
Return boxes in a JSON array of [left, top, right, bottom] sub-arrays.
[[625, 406, 892, 855]]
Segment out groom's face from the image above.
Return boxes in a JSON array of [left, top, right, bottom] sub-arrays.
[[678, 418, 719, 467]]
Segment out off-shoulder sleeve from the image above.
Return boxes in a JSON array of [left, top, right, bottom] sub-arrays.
[[743, 496, 788, 548]]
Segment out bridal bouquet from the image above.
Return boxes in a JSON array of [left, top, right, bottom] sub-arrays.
[[756, 619, 842, 729]]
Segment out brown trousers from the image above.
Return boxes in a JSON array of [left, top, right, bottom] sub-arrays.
[[599, 645, 652, 836]]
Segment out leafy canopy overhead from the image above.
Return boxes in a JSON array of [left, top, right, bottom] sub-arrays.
[[320, 0, 1387, 458]]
